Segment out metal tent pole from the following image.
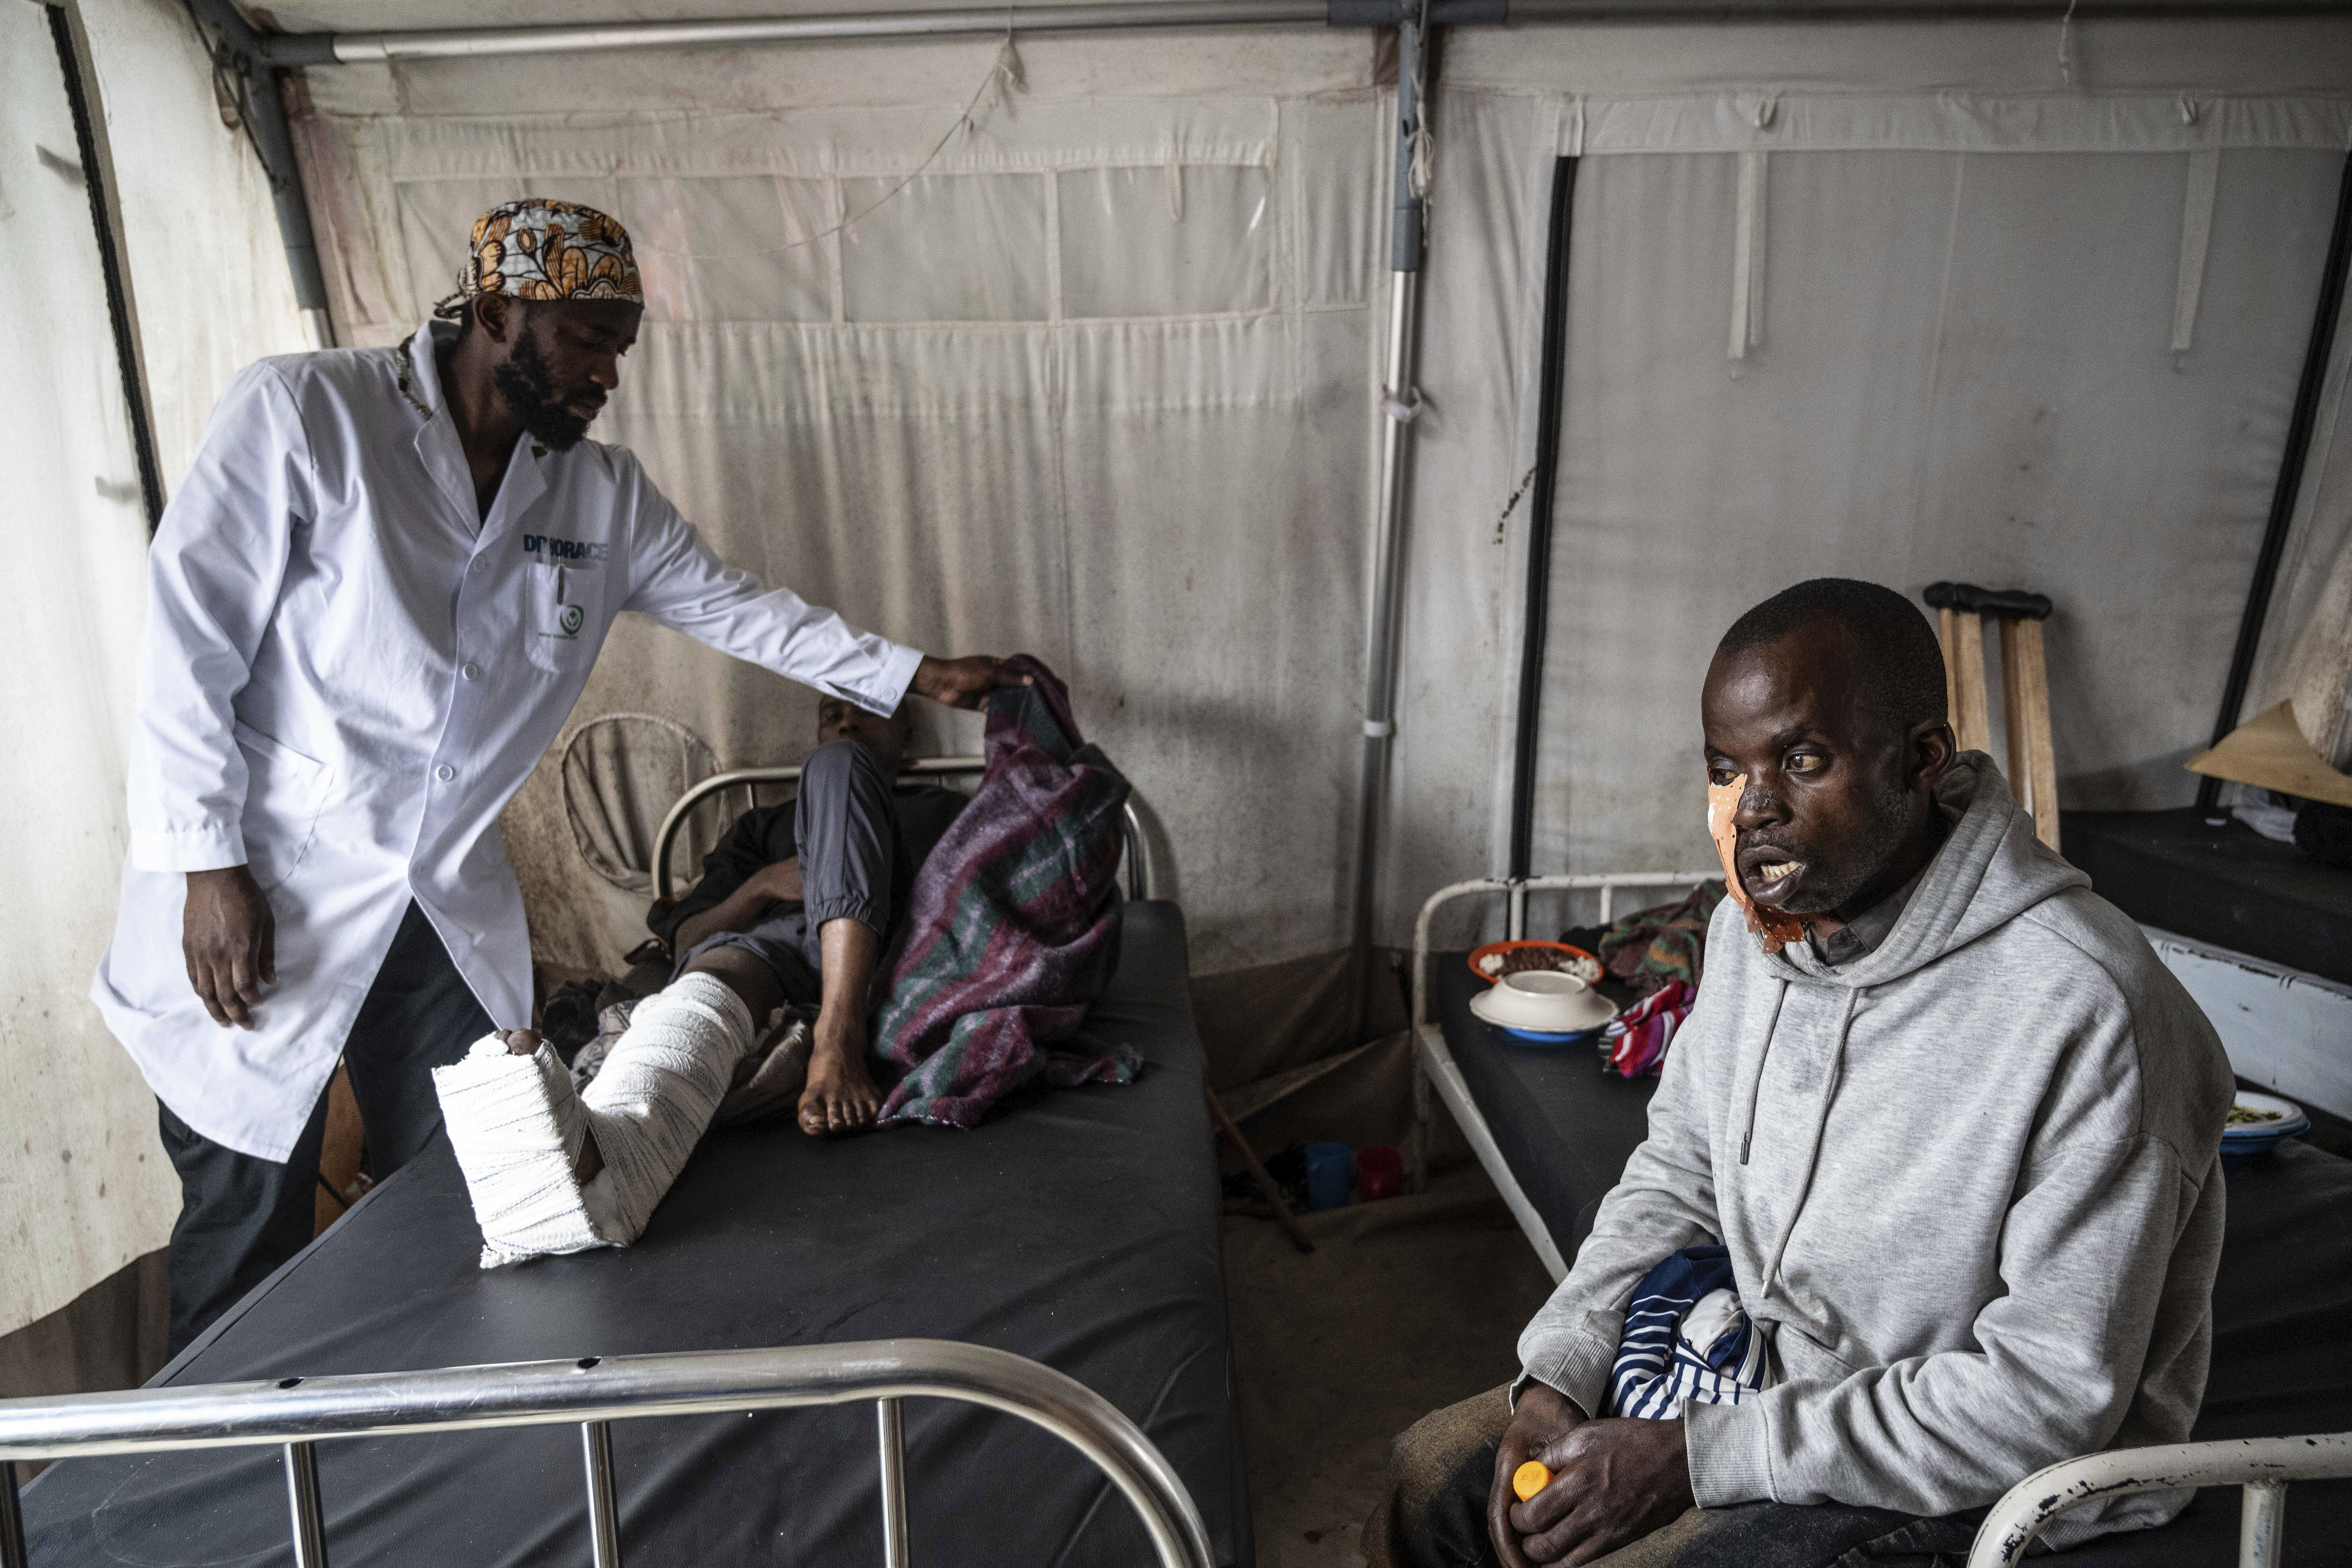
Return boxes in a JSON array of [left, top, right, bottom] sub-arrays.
[[262, 2, 1324, 62], [1348, 8, 1432, 1017], [47, 4, 166, 531], [1503, 156, 1579, 939], [184, 0, 335, 349]]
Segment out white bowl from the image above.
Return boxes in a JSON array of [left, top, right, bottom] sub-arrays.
[[1469, 969, 1618, 1035]]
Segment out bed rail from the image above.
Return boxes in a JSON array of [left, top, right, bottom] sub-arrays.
[[1406, 872, 1717, 1277], [1410, 872, 1718, 1030], [0, 1337, 1214, 1568], [651, 757, 1151, 904], [1965, 1431, 2352, 1568]]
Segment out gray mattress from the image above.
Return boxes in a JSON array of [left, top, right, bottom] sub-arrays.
[[1434, 953, 2352, 1564], [22, 900, 1252, 1568]]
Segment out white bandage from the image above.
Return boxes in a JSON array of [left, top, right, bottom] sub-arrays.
[[433, 972, 756, 1268]]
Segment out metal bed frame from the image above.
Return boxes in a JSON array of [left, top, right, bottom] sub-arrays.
[[651, 757, 1152, 905], [1408, 870, 1716, 1280], [0, 1337, 1214, 1568], [1409, 874, 2352, 1568], [1967, 1431, 2352, 1567]]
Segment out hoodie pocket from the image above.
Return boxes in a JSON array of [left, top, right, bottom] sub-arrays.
[[234, 721, 333, 890]]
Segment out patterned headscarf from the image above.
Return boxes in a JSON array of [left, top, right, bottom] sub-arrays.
[[434, 197, 644, 320]]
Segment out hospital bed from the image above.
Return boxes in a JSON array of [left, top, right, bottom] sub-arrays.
[[1412, 874, 2352, 1568], [6, 799, 1248, 1564]]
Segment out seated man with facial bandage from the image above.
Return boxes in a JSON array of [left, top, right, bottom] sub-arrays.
[[432, 696, 962, 1267], [1371, 579, 2234, 1568]]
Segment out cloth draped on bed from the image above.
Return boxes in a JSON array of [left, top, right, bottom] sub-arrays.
[[873, 656, 1140, 1128]]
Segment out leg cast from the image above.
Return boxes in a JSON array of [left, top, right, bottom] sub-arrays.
[[433, 971, 757, 1266]]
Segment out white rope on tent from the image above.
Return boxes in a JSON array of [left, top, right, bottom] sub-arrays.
[[1729, 150, 1768, 361], [2173, 147, 2221, 355]]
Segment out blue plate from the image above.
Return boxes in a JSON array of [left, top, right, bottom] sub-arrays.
[[2221, 1090, 2308, 1157], [1491, 1024, 1604, 1046]]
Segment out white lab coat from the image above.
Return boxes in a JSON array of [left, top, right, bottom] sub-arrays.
[[92, 322, 919, 1160]]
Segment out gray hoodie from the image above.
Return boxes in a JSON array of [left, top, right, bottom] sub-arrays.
[[1518, 755, 2233, 1547]]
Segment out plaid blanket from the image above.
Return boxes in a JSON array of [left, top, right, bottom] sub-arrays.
[[872, 657, 1141, 1128], [1590, 881, 1722, 995]]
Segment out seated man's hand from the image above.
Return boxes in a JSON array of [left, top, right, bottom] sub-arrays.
[[1490, 1382, 1583, 1568], [747, 857, 804, 905], [911, 654, 1030, 711], [1507, 1414, 1693, 1566]]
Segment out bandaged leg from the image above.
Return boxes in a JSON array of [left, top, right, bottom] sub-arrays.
[[433, 971, 757, 1267]]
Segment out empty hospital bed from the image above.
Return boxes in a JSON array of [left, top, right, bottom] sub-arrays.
[[6, 896, 1248, 1566], [1413, 874, 2352, 1568]]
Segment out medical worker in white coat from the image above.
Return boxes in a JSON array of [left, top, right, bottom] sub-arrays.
[[92, 198, 1017, 1351]]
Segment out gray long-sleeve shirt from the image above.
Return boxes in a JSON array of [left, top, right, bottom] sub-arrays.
[[1518, 755, 2233, 1547]]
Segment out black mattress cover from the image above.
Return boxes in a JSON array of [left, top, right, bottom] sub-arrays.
[[25, 900, 1252, 1568], [1438, 954, 2352, 1564], [1433, 955, 1657, 1251], [2063, 807, 2352, 985]]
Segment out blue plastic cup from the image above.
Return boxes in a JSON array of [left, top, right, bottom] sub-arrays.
[[1305, 1142, 1354, 1211]]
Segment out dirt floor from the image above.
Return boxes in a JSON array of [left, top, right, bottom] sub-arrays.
[[1221, 1166, 1558, 1567]]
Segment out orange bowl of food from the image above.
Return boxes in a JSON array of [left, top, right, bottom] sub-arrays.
[[1468, 940, 1604, 987]]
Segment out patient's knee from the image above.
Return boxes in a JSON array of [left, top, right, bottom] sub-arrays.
[[800, 736, 884, 798], [1364, 1385, 1512, 1568], [1391, 1385, 1511, 1514], [681, 943, 781, 1023]]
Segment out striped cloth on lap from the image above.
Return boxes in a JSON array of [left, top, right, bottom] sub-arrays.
[[871, 656, 1140, 1129], [1606, 1244, 1775, 1419]]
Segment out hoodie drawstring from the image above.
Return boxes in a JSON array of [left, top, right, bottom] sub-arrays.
[[1760, 985, 1862, 1293], [1739, 980, 1790, 1165]]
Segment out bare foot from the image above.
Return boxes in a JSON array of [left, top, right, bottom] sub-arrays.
[[797, 1027, 882, 1135], [497, 1029, 602, 1181]]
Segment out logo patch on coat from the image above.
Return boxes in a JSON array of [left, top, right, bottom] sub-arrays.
[[521, 533, 609, 564]]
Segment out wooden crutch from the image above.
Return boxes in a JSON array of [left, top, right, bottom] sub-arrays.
[[1924, 582, 2061, 851]]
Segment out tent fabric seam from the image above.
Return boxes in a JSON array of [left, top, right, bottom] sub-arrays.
[[1432, 87, 2352, 155]]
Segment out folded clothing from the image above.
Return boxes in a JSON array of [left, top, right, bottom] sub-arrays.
[[1607, 1244, 1775, 1420], [1599, 979, 1696, 1078], [872, 656, 1139, 1129]]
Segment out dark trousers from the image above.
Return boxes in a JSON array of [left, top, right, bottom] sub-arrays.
[[677, 737, 910, 1005], [159, 902, 492, 1355]]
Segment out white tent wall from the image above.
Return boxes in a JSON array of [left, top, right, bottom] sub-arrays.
[[289, 30, 1390, 979], [0, 0, 309, 1360], [1386, 19, 2352, 950], [0, 0, 160, 1362], [76, 0, 313, 485]]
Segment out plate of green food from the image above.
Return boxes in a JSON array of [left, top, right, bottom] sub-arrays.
[[2220, 1090, 2309, 1157]]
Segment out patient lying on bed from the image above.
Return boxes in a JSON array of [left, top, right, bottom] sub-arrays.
[[432, 698, 964, 1267]]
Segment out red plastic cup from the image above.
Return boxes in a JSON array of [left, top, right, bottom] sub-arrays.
[[1356, 1145, 1404, 1201]]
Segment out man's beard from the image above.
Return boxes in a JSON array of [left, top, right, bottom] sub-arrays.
[[492, 330, 597, 452], [1759, 772, 1922, 917]]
